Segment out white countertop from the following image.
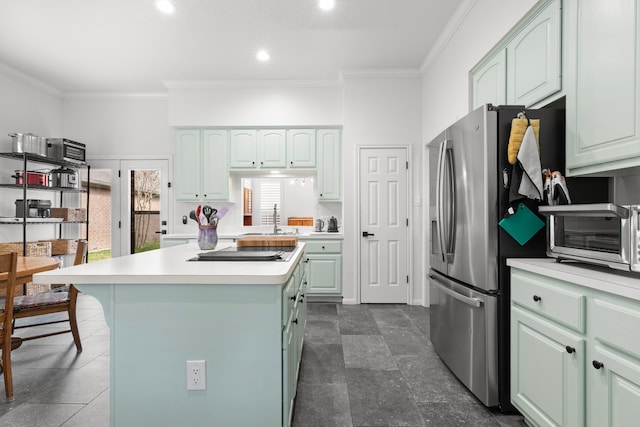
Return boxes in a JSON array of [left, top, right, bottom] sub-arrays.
[[507, 258, 640, 301], [34, 242, 306, 285], [163, 232, 344, 240]]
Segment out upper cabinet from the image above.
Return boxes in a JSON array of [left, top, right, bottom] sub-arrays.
[[258, 129, 287, 168], [176, 129, 229, 201], [229, 129, 259, 169], [471, 50, 506, 110], [564, 0, 640, 176], [506, 0, 561, 106], [470, 0, 562, 110], [317, 129, 341, 201], [286, 129, 316, 168]]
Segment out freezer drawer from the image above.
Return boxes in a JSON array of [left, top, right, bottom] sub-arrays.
[[429, 268, 498, 407]]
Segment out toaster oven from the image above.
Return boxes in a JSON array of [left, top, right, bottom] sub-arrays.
[[46, 138, 86, 164], [539, 204, 640, 272]]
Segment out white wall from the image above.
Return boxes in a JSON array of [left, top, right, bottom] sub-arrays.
[[342, 75, 423, 304], [168, 84, 343, 127], [0, 67, 65, 243]]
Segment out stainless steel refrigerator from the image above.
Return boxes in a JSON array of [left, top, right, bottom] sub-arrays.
[[427, 103, 606, 411]]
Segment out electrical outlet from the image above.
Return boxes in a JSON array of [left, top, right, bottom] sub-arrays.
[[186, 360, 206, 390]]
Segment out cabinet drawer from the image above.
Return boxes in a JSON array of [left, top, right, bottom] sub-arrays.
[[511, 269, 586, 333], [282, 275, 296, 326], [591, 297, 640, 357], [304, 240, 341, 253]]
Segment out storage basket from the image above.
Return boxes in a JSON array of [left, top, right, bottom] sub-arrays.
[[50, 207, 87, 221], [40, 239, 78, 255], [0, 241, 52, 257]]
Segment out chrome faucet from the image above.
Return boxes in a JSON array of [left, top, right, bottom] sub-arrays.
[[273, 204, 279, 234]]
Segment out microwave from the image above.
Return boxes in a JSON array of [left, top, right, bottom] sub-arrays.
[[539, 204, 640, 272]]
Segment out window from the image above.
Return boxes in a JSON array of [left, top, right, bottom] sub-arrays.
[[259, 180, 282, 226]]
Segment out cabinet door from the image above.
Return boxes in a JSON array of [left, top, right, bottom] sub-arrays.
[[229, 130, 258, 168], [565, 0, 640, 175], [471, 49, 506, 110], [506, 0, 561, 107], [306, 253, 341, 295], [201, 130, 229, 200], [316, 129, 341, 201], [282, 319, 295, 427], [588, 345, 640, 427], [258, 129, 287, 168], [511, 307, 585, 427], [175, 130, 201, 201], [287, 129, 316, 168]]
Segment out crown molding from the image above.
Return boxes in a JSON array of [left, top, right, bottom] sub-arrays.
[[0, 62, 62, 97], [339, 68, 422, 80], [420, 0, 478, 75], [163, 79, 343, 89], [63, 92, 168, 100]]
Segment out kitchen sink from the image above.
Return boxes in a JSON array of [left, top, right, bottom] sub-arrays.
[[241, 232, 298, 236]]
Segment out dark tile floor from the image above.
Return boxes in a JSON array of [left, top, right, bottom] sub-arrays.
[[0, 297, 528, 426], [292, 303, 528, 427]]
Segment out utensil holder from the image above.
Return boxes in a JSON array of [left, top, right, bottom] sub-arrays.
[[197, 224, 218, 250]]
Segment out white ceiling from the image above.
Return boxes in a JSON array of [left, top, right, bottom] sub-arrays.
[[0, 0, 464, 94]]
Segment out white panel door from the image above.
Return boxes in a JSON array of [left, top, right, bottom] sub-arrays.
[[359, 147, 409, 303]]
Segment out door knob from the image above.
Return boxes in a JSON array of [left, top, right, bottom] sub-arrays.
[[362, 231, 375, 237]]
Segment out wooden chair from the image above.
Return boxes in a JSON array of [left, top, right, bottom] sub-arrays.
[[11, 239, 88, 354], [0, 251, 19, 401]]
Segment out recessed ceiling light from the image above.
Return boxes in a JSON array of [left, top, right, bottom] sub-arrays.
[[318, 0, 335, 11], [256, 50, 270, 62], [155, 0, 176, 14]]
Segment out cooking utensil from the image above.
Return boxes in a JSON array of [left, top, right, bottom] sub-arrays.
[[49, 167, 79, 188], [199, 212, 207, 225], [9, 132, 45, 156], [215, 205, 229, 220], [12, 170, 49, 187], [189, 210, 199, 223]]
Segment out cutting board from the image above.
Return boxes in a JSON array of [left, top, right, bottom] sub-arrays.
[[237, 235, 298, 247]]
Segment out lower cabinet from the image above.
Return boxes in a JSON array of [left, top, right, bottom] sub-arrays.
[[511, 266, 640, 427], [282, 259, 307, 427], [303, 240, 342, 299]]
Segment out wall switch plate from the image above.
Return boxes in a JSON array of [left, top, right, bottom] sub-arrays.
[[186, 360, 206, 390]]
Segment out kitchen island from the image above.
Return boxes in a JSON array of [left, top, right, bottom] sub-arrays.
[[34, 242, 308, 427]]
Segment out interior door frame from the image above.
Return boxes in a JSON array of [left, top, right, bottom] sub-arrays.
[[87, 155, 173, 258], [355, 145, 413, 305]]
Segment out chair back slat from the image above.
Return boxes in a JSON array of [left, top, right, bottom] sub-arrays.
[[73, 240, 88, 266]]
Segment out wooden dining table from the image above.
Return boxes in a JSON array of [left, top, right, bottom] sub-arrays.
[[0, 256, 61, 287]]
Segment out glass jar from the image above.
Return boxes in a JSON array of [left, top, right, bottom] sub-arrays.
[[197, 224, 218, 250]]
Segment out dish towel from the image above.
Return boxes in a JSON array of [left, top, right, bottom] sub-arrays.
[[508, 113, 540, 164], [516, 125, 543, 200]]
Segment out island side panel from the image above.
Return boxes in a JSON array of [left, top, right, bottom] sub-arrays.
[[108, 282, 283, 427]]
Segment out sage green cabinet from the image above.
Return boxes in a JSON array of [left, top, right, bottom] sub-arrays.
[[471, 49, 506, 110], [304, 240, 341, 298], [259, 129, 287, 168], [506, 0, 561, 106], [229, 129, 258, 168], [175, 129, 229, 201], [565, 0, 640, 176], [282, 259, 307, 427], [286, 129, 316, 168], [471, 0, 562, 110], [316, 129, 341, 201], [588, 296, 640, 426], [511, 264, 640, 427]]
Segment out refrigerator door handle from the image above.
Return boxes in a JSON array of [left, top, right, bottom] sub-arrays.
[[435, 139, 448, 262], [443, 142, 456, 262], [429, 272, 484, 308]]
